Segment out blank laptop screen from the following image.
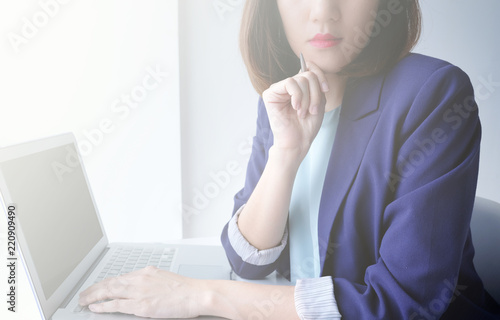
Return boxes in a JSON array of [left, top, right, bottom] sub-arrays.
[[0, 143, 103, 299]]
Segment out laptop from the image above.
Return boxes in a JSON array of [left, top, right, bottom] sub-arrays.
[[0, 133, 232, 320]]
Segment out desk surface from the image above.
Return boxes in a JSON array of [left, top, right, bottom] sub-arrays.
[[173, 237, 293, 286]]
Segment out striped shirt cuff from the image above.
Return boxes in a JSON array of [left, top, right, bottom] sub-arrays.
[[294, 276, 342, 319], [227, 204, 288, 266]]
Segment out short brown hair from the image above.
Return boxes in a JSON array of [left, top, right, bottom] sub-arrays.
[[240, 0, 422, 96]]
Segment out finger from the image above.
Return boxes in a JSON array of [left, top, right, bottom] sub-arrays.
[[79, 276, 130, 306], [294, 76, 310, 118], [280, 77, 303, 111], [300, 71, 323, 115], [294, 71, 325, 116], [304, 61, 330, 93], [79, 283, 102, 306], [88, 298, 136, 315]]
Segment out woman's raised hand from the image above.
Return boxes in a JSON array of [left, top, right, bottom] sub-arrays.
[[262, 60, 329, 159]]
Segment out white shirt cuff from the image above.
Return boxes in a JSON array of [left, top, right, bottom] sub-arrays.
[[294, 276, 342, 319], [227, 204, 288, 266]]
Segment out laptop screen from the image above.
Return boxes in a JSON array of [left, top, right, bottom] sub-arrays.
[[0, 143, 103, 300]]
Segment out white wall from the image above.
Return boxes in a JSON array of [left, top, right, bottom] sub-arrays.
[[179, 0, 257, 238], [179, 0, 500, 239], [0, 0, 182, 244]]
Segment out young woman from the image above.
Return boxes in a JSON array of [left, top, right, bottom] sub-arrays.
[[79, 0, 500, 318]]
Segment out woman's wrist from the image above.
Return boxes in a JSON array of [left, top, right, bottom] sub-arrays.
[[237, 144, 304, 250], [198, 280, 241, 319], [198, 279, 299, 320], [194, 279, 217, 317], [268, 145, 305, 171]]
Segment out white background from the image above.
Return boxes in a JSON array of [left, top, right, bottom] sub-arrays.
[[0, 0, 499, 319], [0, 0, 182, 243]]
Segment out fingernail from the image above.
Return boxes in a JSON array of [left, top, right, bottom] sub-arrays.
[[322, 82, 330, 92]]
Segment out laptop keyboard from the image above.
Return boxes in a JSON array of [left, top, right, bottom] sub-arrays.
[[95, 246, 177, 283], [74, 246, 177, 313]]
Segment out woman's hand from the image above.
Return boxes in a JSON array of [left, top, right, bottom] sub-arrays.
[[262, 60, 329, 159], [78, 266, 205, 319], [78, 266, 298, 319]]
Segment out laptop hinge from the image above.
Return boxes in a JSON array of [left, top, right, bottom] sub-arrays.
[[59, 246, 110, 308]]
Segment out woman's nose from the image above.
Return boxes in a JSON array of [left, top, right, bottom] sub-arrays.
[[309, 0, 341, 23]]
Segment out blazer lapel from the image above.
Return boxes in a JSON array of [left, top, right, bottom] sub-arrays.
[[318, 73, 387, 272]]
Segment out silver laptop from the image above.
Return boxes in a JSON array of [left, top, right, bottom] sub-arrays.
[[0, 133, 232, 320]]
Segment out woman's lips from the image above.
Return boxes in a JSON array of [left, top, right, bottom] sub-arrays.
[[310, 33, 342, 48]]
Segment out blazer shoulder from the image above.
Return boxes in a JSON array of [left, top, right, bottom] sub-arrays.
[[343, 54, 472, 121], [377, 54, 478, 141], [395, 53, 451, 72], [386, 53, 472, 90]]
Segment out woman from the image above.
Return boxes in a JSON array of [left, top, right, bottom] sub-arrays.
[[79, 0, 500, 318]]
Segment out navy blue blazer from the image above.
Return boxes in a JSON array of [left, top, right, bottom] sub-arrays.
[[221, 53, 500, 319]]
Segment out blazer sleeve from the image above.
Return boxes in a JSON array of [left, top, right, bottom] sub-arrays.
[[220, 97, 290, 279], [333, 64, 485, 318]]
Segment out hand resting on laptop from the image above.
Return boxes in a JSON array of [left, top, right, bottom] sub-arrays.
[[79, 266, 204, 318]]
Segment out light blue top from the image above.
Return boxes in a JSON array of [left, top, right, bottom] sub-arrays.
[[226, 106, 343, 319], [289, 106, 341, 283]]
